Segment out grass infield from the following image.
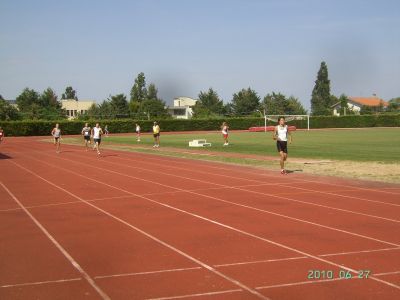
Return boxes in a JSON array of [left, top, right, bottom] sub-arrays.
[[104, 128, 399, 163], [59, 128, 400, 183]]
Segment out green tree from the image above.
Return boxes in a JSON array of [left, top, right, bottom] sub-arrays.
[[16, 88, 40, 112], [285, 96, 307, 115], [130, 72, 147, 103], [230, 87, 260, 116], [109, 94, 129, 117], [40, 88, 61, 108], [39, 88, 66, 120], [360, 105, 374, 115], [311, 61, 332, 115], [98, 100, 114, 118], [192, 88, 224, 118], [84, 103, 101, 119], [262, 92, 307, 115], [139, 98, 169, 119], [387, 97, 400, 112], [147, 83, 159, 101], [61, 86, 78, 100], [0, 98, 21, 120], [262, 92, 285, 115]]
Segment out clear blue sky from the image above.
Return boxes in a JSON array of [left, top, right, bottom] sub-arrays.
[[1, 0, 399, 109]]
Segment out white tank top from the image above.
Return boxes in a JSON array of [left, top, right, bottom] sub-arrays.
[[276, 125, 288, 142], [93, 127, 101, 139], [53, 128, 61, 138]]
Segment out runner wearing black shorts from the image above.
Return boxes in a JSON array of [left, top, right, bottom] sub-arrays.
[[91, 123, 103, 155], [276, 140, 288, 153], [81, 123, 91, 151], [273, 117, 292, 174]]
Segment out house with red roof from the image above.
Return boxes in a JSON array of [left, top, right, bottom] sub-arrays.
[[331, 96, 389, 116]]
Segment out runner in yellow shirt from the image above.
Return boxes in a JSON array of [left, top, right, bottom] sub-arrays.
[[152, 121, 160, 148]]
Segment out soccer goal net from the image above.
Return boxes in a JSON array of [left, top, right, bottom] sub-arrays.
[[264, 115, 310, 131]]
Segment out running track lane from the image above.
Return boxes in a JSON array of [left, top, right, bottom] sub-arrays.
[[0, 139, 400, 300]]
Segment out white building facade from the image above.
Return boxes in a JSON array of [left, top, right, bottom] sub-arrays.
[[332, 96, 388, 116], [61, 99, 95, 119], [168, 97, 197, 119]]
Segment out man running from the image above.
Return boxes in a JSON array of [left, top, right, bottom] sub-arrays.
[[273, 117, 292, 174], [152, 121, 160, 148], [51, 123, 61, 153], [81, 123, 91, 151], [91, 123, 103, 155]]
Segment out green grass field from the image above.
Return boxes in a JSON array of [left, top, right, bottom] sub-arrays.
[[104, 128, 400, 163]]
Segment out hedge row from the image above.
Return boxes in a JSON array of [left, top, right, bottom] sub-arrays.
[[0, 114, 399, 136]]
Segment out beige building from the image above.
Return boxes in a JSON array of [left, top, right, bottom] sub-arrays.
[[167, 97, 197, 119], [61, 99, 95, 119]]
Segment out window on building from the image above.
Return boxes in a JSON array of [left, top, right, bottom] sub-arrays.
[[174, 109, 185, 116]]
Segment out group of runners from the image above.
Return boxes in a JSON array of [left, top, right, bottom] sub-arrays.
[[51, 123, 104, 155], [49, 117, 292, 173]]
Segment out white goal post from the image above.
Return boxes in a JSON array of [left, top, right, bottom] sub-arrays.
[[263, 115, 310, 131]]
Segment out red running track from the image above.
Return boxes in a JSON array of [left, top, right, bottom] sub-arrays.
[[0, 137, 400, 300]]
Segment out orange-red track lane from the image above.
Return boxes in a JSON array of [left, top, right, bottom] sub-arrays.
[[1, 137, 400, 300]]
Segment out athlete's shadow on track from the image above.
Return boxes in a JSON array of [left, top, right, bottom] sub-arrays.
[[0, 153, 12, 159], [285, 169, 303, 173], [98, 154, 119, 158]]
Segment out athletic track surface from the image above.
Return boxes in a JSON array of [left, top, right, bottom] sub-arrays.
[[1, 137, 399, 300]]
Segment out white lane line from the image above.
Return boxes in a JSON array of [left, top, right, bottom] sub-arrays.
[[104, 146, 400, 198], [56, 150, 400, 223], [9, 143, 400, 197], [214, 247, 400, 268], [95, 267, 202, 279], [145, 289, 243, 300], [256, 277, 357, 290], [10, 160, 400, 292], [214, 256, 307, 268], [85, 195, 135, 202], [276, 184, 400, 207], [1, 278, 82, 288], [32, 153, 400, 247], [374, 271, 400, 276], [320, 247, 400, 257], [235, 186, 400, 223], [90, 247, 400, 279], [8, 161, 270, 300], [0, 182, 111, 300], [0, 200, 82, 212]]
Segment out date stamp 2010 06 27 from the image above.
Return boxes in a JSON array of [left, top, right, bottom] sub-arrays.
[[308, 269, 371, 280]]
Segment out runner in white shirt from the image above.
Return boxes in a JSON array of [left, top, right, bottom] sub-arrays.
[[51, 123, 61, 153], [91, 123, 103, 155], [273, 117, 293, 174], [136, 123, 141, 142], [221, 122, 229, 146]]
